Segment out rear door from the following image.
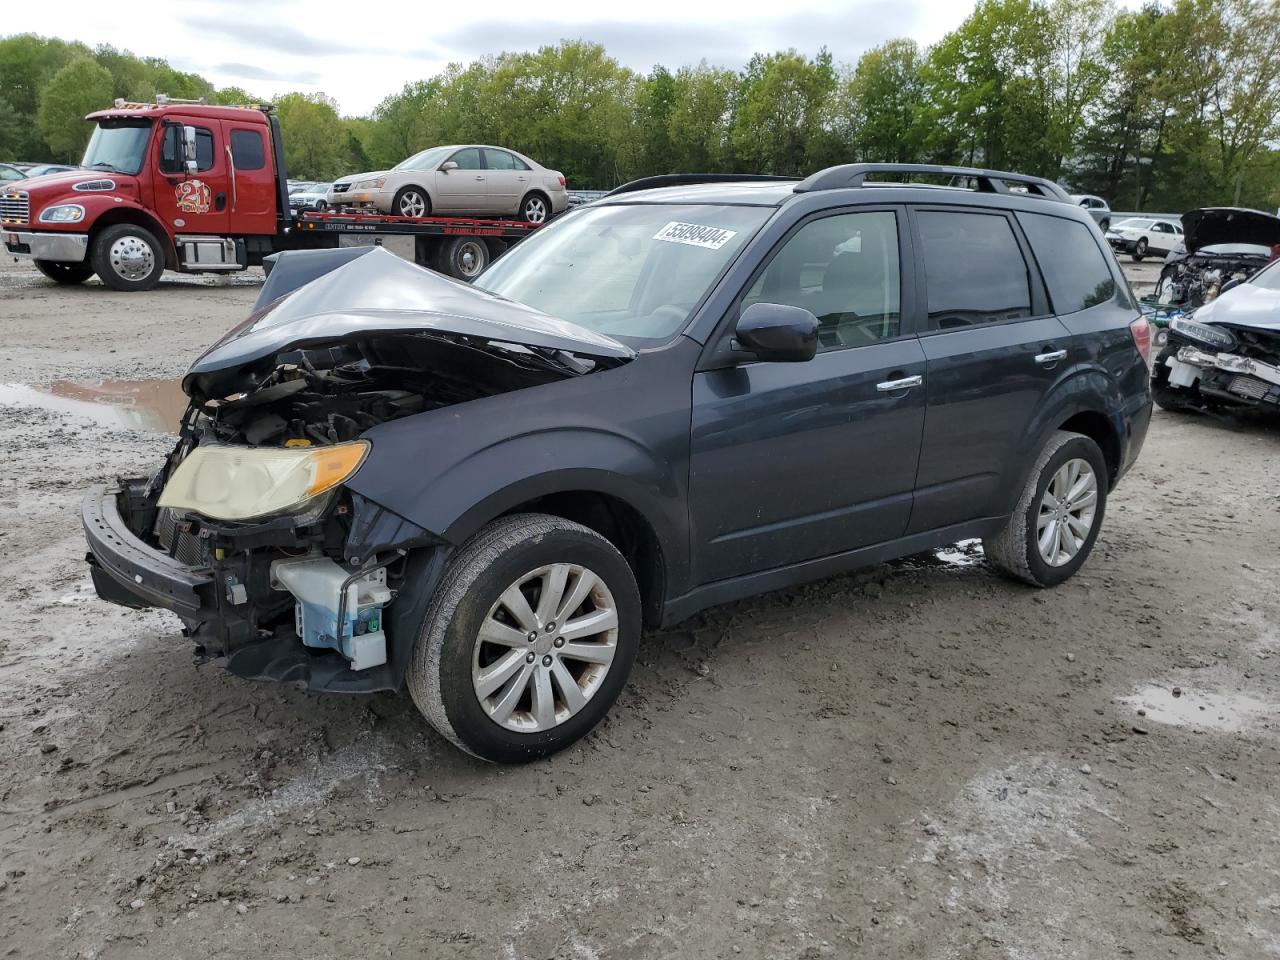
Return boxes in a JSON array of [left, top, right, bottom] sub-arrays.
[[152, 118, 229, 236], [482, 148, 530, 215], [221, 121, 276, 235], [688, 207, 927, 583], [436, 147, 487, 213], [907, 206, 1070, 533]]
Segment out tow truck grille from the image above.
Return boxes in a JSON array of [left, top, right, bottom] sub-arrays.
[[1, 190, 29, 225]]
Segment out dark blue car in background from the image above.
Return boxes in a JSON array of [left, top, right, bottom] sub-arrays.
[[83, 163, 1153, 762]]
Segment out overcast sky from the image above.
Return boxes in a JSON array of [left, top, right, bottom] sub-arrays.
[[7, 0, 1128, 116]]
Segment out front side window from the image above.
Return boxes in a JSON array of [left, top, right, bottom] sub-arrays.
[[81, 120, 153, 175], [1018, 212, 1116, 315], [744, 211, 901, 349], [449, 148, 483, 170], [230, 129, 266, 170], [160, 125, 214, 174], [477, 203, 770, 344], [918, 210, 1032, 329]]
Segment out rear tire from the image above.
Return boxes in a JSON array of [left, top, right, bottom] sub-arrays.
[[34, 259, 93, 285], [434, 236, 490, 280], [90, 223, 164, 291], [519, 192, 550, 224], [984, 431, 1108, 588], [1099, 218, 1110, 232], [407, 513, 641, 763], [1132, 237, 1148, 262]]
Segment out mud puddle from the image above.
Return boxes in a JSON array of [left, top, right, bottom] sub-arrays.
[[0, 376, 187, 432], [1120, 683, 1273, 733]]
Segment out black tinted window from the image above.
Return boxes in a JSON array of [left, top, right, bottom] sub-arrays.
[[230, 129, 265, 170], [160, 126, 214, 173], [918, 211, 1032, 328], [745, 211, 900, 350], [1018, 212, 1116, 315]]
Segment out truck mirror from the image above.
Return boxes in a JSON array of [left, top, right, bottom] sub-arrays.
[[182, 125, 198, 175]]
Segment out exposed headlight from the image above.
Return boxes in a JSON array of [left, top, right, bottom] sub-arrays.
[[157, 441, 369, 522], [356, 177, 386, 189], [38, 203, 86, 223], [1169, 317, 1236, 350]]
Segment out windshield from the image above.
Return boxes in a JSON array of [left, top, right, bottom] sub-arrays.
[[476, 203, 771, 343], [393, 147, 451, 172], [1251, 259, 1280, 291], [81, 120, 152, 175]]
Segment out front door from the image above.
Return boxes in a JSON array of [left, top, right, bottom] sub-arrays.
[[151, 118, 230, 236], [906, 207, 1071, 533], [436, 147, 488, 214], [688, 208, 926, 584]]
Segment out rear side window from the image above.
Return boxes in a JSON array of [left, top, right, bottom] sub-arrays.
[[230, 129, 266, 171], [484, 149, 529, 171], [1018, 212, 1116, 315], [917, 211, 1032, 329]]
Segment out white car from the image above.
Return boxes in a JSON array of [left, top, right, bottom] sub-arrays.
[[329, 145, 568, 223], [1105, 217, 1182, 262]]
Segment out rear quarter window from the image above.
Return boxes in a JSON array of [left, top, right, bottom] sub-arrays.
[[1018, 212, 1116, 315]]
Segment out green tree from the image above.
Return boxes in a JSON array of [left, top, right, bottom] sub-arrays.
[[36, 57, 114, 160], [666, 64, 739, 173], [274, 91, 352, 180], [840, 39, 927, 163], [732, 49, 836, 175]]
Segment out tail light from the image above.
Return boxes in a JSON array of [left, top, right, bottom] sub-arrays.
[[1129, 316, 1152, 364], [557, 175, 566, 187]]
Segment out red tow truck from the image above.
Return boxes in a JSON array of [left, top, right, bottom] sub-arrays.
[[1, 97, 543, 290]]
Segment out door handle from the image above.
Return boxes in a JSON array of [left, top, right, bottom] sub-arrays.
[[475, 175, 486, 181], [1035, 349, 1068, 366], [876, 375, 923, 393]]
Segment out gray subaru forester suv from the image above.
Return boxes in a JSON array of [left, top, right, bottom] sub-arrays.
[[83, 163, 1153, 762]]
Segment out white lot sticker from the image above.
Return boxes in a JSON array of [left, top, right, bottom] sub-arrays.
[[653, 221, 738, 250]]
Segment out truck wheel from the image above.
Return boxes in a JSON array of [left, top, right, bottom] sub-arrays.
[[519, 192, 549, 224], [407, 513, 641, 763], [393, 186, 430, 219], [34, 259, 94, 285], [90, 223, 163, 291], [984, 431, 1108, 588], [1132, 238, 1147, 262], [436, 236, 489, 280]]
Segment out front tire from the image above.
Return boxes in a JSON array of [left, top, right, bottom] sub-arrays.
[[984, 431, 1108, 587], [393, 186, 430, 219], [34, 259, 93, 285], [90, 223, 164, 291], [407, 514, 641, 763], [1132, 238, 1148, 262]]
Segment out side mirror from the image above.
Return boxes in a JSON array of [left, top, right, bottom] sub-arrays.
[[734, 302, 818, 363], [182, 125, 198, 176], [440, 160, 458, 173]]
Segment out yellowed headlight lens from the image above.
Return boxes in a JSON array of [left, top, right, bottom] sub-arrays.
[[158, 440, 369, 521]]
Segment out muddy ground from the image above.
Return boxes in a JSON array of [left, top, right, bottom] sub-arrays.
[[1, 254, 1277, 960]]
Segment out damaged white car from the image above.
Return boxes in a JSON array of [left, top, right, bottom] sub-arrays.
[[1152, 256, 1280, 415]]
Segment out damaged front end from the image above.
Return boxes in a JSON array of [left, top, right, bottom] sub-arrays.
[[1157, 317, 1280, 413], [83, 247, 631, 692], [1155, 208, 1280, 309]]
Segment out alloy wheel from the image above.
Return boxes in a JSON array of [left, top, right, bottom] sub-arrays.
[[523, 196, 547, 223], [471, 563, 619, 733], [1036, 458, 1098, 567], [399, 191, 427, 217]]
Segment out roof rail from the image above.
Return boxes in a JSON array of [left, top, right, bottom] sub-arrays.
[[605, 173, 799, 198], [794, 163, 1070, 202]]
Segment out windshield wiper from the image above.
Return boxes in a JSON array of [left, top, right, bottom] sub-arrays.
[[89, 162, 121, 173]]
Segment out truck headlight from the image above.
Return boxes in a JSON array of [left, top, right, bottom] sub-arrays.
[[1169, 317, 1236, 351], [38, 203, 86, 223], [157, 441, 369, 522], [356, 177, 386, 189]]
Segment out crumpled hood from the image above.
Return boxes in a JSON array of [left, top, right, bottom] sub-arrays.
[[1182, 207, 1280, 254], [183, 247, 632, 399], [1197, 280, 1280, 332]]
